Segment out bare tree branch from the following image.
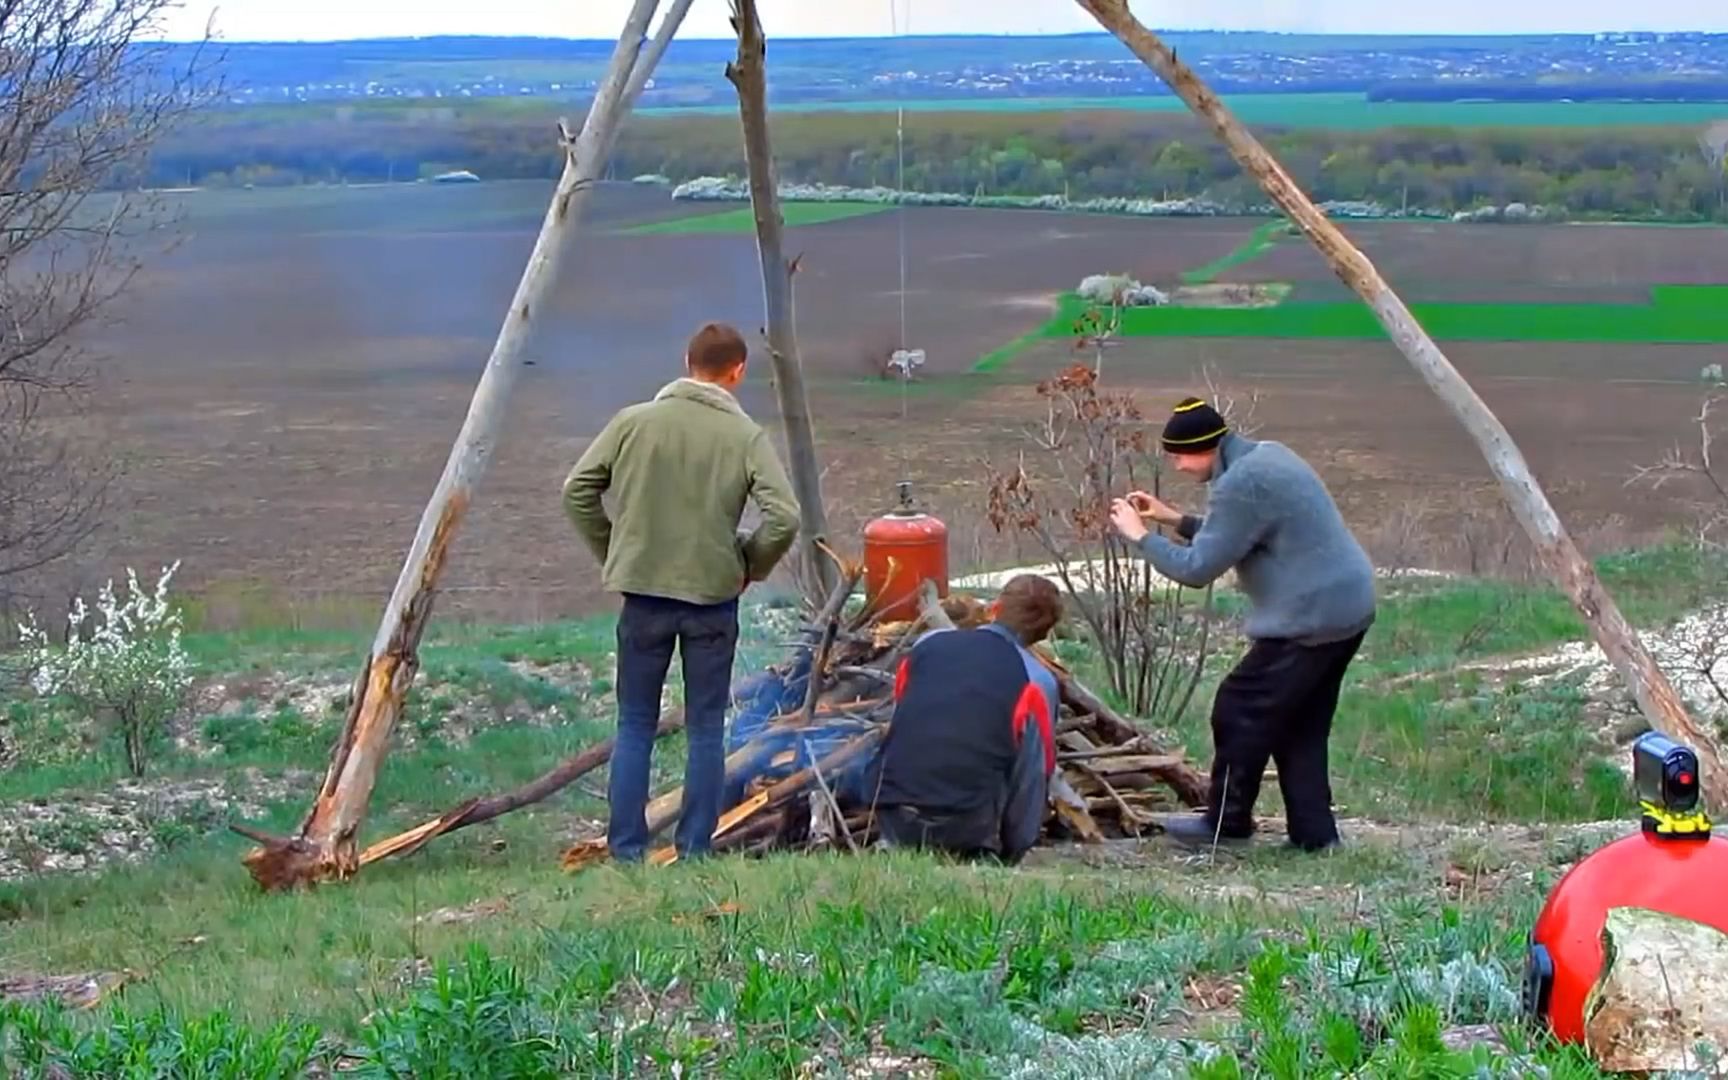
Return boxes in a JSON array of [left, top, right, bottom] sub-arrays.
[[0, 0, 216, 607]]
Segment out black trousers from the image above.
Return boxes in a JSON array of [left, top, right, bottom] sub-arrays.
[[1205, 630, 1366, 850]]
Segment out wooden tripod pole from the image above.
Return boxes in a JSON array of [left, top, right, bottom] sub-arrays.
[[1074, 0, 1728, 809], [238, 0, 695, 890], [726, 0, 835, 603]]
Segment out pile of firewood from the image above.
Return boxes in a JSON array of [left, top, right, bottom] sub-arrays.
[[560, 557, 1207, 870]]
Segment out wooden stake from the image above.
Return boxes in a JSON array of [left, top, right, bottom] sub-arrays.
[[726, 0, 834, 602], [1074, 0, 1728, 809], [238, 0, 694, 891]]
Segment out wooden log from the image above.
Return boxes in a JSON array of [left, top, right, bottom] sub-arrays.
[[801, 559, 866, 720], [354, 709, 685, 866], [1057, 730, 1101, 755], [918, 580, 956, 632], [238, 0, 692, 891], [1074, 0, 1728, 810], [649, 728, 887, 864], [1059, 743, 1153, 762], [1086, 754, 1190, 778], [1584, 906, 1728, 1073], [726, 0, 832, 601], [1075, 763, 1152, 834], [1050, 773, 1105, 843], [1058, 674, 1208, 807]]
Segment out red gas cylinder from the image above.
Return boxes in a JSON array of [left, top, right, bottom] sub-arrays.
[[862, 481, 948, 624], [1524, 732, 1728, 1043]]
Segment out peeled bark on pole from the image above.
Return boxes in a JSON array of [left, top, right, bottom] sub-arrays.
[[237, 0, 691, 891], [726, 0, 834, 603], [1074, 0, 1728, 809]]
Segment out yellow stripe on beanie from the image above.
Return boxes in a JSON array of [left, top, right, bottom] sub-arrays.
[[1163, 425, 1229, 446]]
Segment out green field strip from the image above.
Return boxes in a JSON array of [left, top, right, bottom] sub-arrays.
[[1036, 285, 1728, 344], [970, 325, 1053, 374], [621, 201, 893, 235], [1179, 219, 1292, 285], [639, 92, 1728, 129]]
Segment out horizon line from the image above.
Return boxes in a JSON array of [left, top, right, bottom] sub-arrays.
[[143, 27, 1727, 46]]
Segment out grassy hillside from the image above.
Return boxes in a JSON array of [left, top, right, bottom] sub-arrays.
[[1, 545, 1723, 1074]]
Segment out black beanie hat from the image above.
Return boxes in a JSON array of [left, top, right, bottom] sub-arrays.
[[1160, 396, 1228, 453]]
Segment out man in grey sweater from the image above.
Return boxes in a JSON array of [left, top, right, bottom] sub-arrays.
[[1110, 396, 1375, 851]]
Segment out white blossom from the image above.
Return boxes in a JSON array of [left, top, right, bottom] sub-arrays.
[[16, 561, 193, 774]]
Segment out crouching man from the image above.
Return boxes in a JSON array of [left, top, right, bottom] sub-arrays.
[[864, 574, 1062, 864], [1110, 396, 1375, 852]]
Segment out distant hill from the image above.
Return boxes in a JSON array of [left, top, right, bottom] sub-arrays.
[[152, 31, 1728, 108]]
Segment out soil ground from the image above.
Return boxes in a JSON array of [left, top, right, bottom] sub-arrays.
[[61, 181, 1728, 624], [1220, 219, 1728, 303]]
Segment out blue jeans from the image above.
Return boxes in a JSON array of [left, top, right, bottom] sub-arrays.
[[608, 593, 739, 862]]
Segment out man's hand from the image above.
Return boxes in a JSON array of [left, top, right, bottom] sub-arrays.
[[1125, 490, 1182, 528], [1110, 498, 1150, 544]]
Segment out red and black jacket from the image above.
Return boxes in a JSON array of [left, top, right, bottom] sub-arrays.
[[873, 625, 1055, 819]]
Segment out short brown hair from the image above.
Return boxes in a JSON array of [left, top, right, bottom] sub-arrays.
[[994, 574, 1063, 645], [687, 322, 748, 376]]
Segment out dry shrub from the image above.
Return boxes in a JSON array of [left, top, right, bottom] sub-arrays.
[[985, 362, 1212, 718]]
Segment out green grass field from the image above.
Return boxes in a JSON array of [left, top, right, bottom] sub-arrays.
[[640, 92, 1728, 129], [3, 545, 1723, 1073], [1040, 284, 1728, 345], [969, 219, 1728, 373], [1179, 220, 1294, 286], [622, 201, 893, 235]]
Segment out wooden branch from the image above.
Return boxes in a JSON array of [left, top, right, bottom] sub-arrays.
[[917, 580, 956, 631], [803, 735, 858, 852], [1051, 664, 1206, 806], [239, 0, 692, 892], [801, 558, 865, 720], [726, 0, 833, 602], [351, 709, 685, 866], [1073, 763, 1152, 834], [1050, 773, 1106, 843], [1074, 0, 1728, 810], [648, 728, 886, 864], [1058, 743, 1145, 762]]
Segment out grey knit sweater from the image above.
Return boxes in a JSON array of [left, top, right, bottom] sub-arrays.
[[1138, 433, 1376, 644]]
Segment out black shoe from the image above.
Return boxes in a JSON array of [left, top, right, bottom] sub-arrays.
[[1161, 813, 1251, 848]]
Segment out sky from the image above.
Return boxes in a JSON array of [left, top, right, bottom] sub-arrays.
[[160, 0, 1728, 43]]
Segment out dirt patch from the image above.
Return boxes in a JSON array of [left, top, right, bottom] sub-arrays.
[[183, 661, 600, 758], [415, 895, 515, 927], [1168, 282, 1289, 308], [55, 182, 1722, 626], [0, 769, 314, 880], [1393, 606, 1728, 759], [1219, 220, 1728, 302], [0, 969, 132, 1009]]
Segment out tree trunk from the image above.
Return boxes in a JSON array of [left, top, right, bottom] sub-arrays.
[[1073, 0, 1728, 810], [238, 0, 693, 891], [725, 0, 834, 603]]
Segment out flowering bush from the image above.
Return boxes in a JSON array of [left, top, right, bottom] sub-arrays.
[[16, 562, 193, 775]]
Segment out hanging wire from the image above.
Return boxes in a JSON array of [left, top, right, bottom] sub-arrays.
[[888, 0, 911, 420]]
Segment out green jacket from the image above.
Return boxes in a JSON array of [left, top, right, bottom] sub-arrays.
[[562, 378, 801, 605]]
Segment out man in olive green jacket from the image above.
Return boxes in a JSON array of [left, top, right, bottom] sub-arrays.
[[563, 322, 800, 862]]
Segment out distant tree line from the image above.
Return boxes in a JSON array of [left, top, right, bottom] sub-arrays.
[[144, 108, 1728, 221]]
